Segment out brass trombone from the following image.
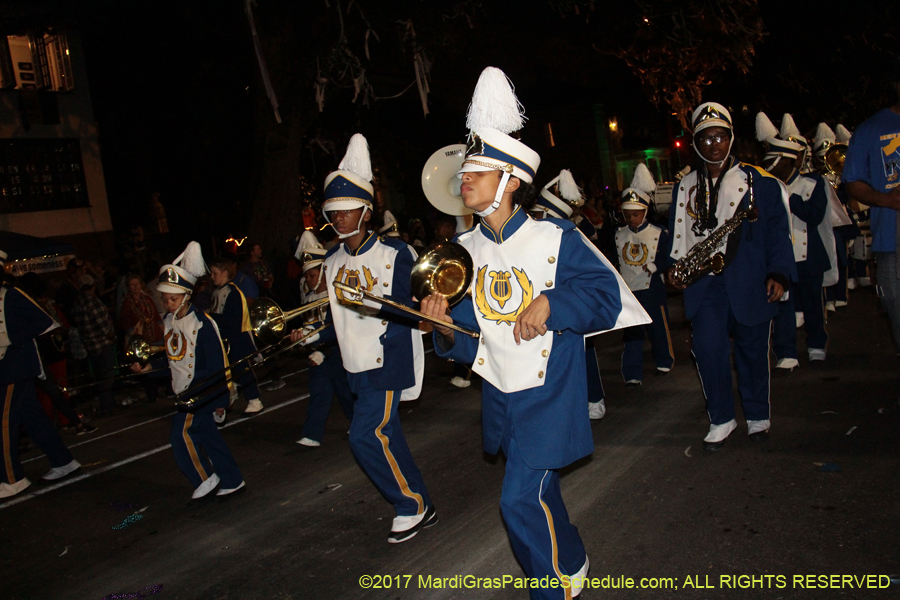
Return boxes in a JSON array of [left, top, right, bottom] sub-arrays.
[[824, 143, 847, 178], [333, 241, 480, 338], [124, 335, 165, 366], [249, 297, 330, 346]]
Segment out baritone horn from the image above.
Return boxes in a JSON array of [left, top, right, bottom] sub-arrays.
[[249, 297, 330, 347], [824, 143, 847, 177], [333, 241, 479, 338], [124, 335, 164, 366]]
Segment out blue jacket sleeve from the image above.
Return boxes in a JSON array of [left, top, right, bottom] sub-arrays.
[[7, 287, 55, 344], [378, 244, 419, 324], [654, 229, 670, 273], [432, 296, 480, 365], [543, 230, 623, 334], [789, 176, 826, 226], [758, 176, 797, 284], [211, 285, 244, 341]]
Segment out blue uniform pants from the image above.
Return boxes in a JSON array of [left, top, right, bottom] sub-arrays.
[[584, 338, 604, 402], [825, 235, 849, 304], [170, 411, 243, 491], [691, 278, 772, 426], [773, 263, 827, 358], [1, 381, 73, 484], [500, 428, 586, 600], [302, 354, 355, 443], [772, 293, 798, 361], [349, 388, 431, 517], [621, 291, 674, 381]]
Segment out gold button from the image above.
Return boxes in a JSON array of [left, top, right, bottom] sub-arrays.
[[545, 280, 553, 287], [802, 229, 806, 233], [676, 234, 681, 239], [680, 188, 684, 191], [538, 371, 544, 378], [188, 364, 193, 368], [677, 218, 682, 223], [383, 282, 389, 287], [480, 337, 485, 345], [680, 202, 684, 207], [190, 353, 194, 357], [478, 358, 484, 365], [381, 320, 387, 325], [802, 242, 807, 245], [386, 264, 391, 269], [376, 358, 382, 363], [541, 349, 549, 357], [188, 374, 192, 379], [193, 330, 197, 334], [674, 250, 679, 254], [802, 255, 806, 258], [548, 256, 556, 264], [730, 202, 735, 206], [739, 188, 744, 192]]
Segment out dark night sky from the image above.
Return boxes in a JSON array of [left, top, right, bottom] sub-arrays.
[[4, 0, 898, 248]]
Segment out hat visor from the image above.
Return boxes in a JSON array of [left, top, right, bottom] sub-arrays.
[[323, 199, 370, 212], [694, 119, 732, 134], [157, 282, 191, 295], [620, 201, 649, 211]]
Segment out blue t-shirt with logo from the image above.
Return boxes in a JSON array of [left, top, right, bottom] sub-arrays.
[[843, 108, 900, 252]]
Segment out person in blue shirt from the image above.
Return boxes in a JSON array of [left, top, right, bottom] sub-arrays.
[[843, 61, 900, 353]]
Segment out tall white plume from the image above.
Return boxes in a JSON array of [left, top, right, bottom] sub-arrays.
[[338, 133, 373, 182], [835, 124, 852, 143], [174, 241, 207, 279], [465, 67, 526, 134], [813, 123, 836, 148], [780, 113, 803, 140], [557, 169, 583, 204], [630, 163, 657, 194], [755, 112, 779, 142]]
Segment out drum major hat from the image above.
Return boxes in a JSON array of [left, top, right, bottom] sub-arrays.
[[755, 111, 803, 162], [536, 169, 582, 219], [158, 241, 207, 294], [323, 133, 375, 238], [295, 230, 326, 274], [620, 163, 657, 211], [691, 102, 732, 135], [813, 123, 837, 157]]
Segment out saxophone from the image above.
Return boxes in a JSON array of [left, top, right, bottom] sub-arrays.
[[671, 170, 758, 286]]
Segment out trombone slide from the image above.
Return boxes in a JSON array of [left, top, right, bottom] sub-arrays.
[[332, 281, 479, 338]]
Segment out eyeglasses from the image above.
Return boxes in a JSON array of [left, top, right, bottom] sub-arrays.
[[697, 133, 730, 146]]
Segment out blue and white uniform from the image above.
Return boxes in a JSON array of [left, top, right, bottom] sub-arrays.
[[150, 304, 243, 492], [210, 281, 260, 402], [668, 163, 796, 430], [321, 231, 429, 519], [772, 171, 833, 361], [616, 221, 674, 381], [0, 285, 74, 487], [435, 207, 649, 597]]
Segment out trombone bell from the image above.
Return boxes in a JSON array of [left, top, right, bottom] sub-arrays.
[[410, 242, 474, 306], [125, 335, 164, 366], [824, 143, 847, 177], [249, 297, 329, 347]]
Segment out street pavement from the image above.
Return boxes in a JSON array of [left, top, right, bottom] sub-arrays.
[[2, 287, 899, 600]]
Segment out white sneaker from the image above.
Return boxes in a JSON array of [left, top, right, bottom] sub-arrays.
[[388, 505, 437, 544], [0, 478, 31, 498], [704, 419, 737, 443], [264, 379, 286, 391], [625, 379, 642, 387], [825, 301, 836, 312], [213, 409, 226, 424], [191, 473, 220, 499], [295, 437, 321, 447], [244, 399, 263, 413], [747, 419, 770, 435], [795, 312, 805, 328], [809, 348, 826, 361], [588, 401, 606, 420], [571, 555, 590, 597], [216, 480, 246, 496], [656, 367, 671, 373], [835, 300, 848, 307], [42, 459, 81, 481], [449, 376, 471, 388], [847, 278, 857, 290], [776, 357, 799, 370], [859, 276, 871, 287]]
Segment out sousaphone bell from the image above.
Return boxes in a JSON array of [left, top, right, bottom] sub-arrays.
[[421, 144, 473, 217]]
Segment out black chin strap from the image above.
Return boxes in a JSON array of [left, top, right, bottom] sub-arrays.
[[692, 156, 735, 237]]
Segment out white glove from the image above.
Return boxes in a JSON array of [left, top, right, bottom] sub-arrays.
[[645, 263, 657, 274], [298, 325, 320, 346], [308, 351, 325, 366]]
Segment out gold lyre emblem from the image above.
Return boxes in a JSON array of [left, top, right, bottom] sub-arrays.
[[474, 265, 533, 326], [622, 242, 649, 266], [333, 264, 376, 306], [685, 184, 699, 219], [165, 329, 187, 361], [488, 270, 513, 309]]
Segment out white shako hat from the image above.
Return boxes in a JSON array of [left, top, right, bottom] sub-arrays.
[[323, 134, 375, 239], [294, 230, 327, 274], [379, 209, 401, 237], [755, 112, 803, 162], [780, 113, 808, 147], [457, 67, 541, 218], [835, 124, 852, 144], [813, 123, 837, 157], [620, 163, 657, 211], [536, 169, 582, 219], [691, 102, 734, 163], [158, 241, 207, 294]]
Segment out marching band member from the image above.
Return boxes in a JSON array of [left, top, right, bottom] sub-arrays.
[[0, 249, 81, 499], [291, 134, 433, 544], [536, 169, 608, 419], [133, 243, 244, 501], [758, 112, 835, 367], [293, 231, 354, 448], [667, 103, 795, 451], [421, 67, 649, 599], [616, 164, 674, 385], [209, 256, 263, 415]]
